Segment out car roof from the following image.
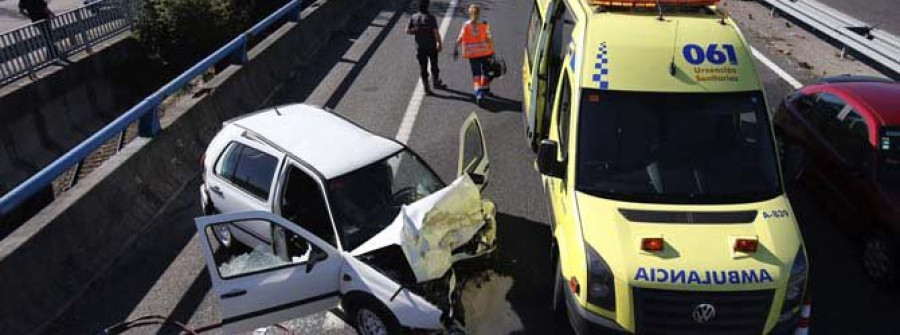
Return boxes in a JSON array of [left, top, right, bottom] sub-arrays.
[[828, 81, 900, 126], [579, 11, 761, 93], [230, 104, 403, 179]]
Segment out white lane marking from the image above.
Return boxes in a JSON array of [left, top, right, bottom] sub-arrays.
[[751, 46, 803, 89], [396, 0, 460, 143]]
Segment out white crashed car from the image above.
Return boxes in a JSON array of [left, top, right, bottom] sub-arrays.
[[197, 104, 496, 334]]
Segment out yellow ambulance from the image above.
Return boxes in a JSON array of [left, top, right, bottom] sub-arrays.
[[522, 0, 809, 333]]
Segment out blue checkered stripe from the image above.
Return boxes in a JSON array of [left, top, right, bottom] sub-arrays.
[[592, 42, 610, 90]]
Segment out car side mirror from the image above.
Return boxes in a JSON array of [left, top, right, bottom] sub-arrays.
[[306, 248, 327, 273], [537, 140, 564, 178]]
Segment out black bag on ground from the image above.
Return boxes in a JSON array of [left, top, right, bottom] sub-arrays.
[[486, 54, 506, 79]]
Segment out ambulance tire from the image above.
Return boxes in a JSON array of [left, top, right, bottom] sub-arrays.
[[344, 293, 406, 335], [861, 230, 898, 287], [551, 244, 564, 314]]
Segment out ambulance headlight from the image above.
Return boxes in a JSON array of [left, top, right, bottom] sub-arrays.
[[586, 244, 616, 311], [779, 247, 807, 322]]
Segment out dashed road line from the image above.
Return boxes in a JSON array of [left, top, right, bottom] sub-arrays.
[[396, 0, 459, 143], [751, 46, 804, 89]]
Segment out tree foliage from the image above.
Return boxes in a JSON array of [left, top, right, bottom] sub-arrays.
[[133, 0, 283, 69]]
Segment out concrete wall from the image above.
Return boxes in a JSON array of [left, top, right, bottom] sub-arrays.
[[0, 34, 168, 233], [0, 0, 405, 333]]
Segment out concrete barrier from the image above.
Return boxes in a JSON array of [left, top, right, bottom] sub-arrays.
[[0, 34, 169, 234], [0, 0, 406, 333]]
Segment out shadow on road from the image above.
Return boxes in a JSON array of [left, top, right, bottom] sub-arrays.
[[41, 179, 204, 334], [457, 212, 574, 334], [273, 2, 403, 108]]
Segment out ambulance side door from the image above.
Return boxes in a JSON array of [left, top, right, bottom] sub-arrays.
[[543, 69, 576, 242], [525, 0, 558, 147]]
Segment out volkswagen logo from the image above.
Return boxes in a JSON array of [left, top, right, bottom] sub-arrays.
[[692, 303, 717, 324]]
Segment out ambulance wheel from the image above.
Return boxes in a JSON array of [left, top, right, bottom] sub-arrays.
[[345, 294, 405, 335], [551, 243, 564, 314], [861, 230, 898, 287]]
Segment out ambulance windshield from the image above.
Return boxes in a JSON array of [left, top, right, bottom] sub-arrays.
[[575, 90, 781, 204]]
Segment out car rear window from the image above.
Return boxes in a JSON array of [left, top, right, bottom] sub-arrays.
[[215, 142, 279, 200]]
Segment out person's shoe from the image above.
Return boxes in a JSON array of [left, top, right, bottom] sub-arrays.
[[432, 79, 446, 89], [475, 95, 484, 107], [424, 84, 433, 95]]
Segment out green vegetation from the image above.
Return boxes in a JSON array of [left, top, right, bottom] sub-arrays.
[[133, 0, 288, 69]]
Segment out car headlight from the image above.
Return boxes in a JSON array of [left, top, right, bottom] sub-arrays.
[[586, 243, 616, 311], [779, 247, 808, 322]]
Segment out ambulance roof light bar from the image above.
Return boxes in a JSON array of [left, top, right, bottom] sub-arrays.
[[587, 0, 719, 8]]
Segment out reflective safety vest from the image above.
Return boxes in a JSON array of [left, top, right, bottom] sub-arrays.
[[460, 21, 494, 59]]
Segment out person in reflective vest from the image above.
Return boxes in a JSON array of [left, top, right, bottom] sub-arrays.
[[453, 4, 495, 106]]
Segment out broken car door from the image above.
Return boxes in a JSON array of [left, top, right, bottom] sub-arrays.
[[458, 113, 491, 189], [195, 211, 343, 334]]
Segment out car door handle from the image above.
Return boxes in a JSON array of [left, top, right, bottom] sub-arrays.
[[210, 185, 223, 196], [221, 289, 246, 299]]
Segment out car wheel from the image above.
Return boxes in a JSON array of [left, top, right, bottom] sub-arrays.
[[212, 224, 233, 249], [861, 230, 898, 287], [777, 132, 805, 192], [348, 298, 404, 335]]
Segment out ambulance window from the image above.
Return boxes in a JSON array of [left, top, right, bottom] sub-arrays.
[[526, 3, 541, 63], [575, 90, 781, 204], [557, 73, 572, 160]]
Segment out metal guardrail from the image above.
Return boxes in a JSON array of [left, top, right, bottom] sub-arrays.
[[0, 0, 135, 86], [760, 0, 900, 77], [0, 0, 306, 216]]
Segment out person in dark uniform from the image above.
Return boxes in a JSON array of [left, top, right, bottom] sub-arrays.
[[19, 0, 61, 60], [406, 0, 444, 94]]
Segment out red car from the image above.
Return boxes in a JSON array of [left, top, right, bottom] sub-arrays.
[[773, 75, 900, 286]]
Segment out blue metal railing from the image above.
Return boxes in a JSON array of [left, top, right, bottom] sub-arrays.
[[0, 0, 305, 216], [0, 0, 134, 86]]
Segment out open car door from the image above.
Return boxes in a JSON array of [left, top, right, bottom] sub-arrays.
[[195, 211, 343, 334], [458, 113, 490, 190]]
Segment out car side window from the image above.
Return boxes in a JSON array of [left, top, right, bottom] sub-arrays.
[[215, 142, 279, 200], [834, 110, 871, 168], [557, 73, 572, 161], [208, 220, 323, 279], [810, 93, 846, 137], [281, 165, 337, 247]]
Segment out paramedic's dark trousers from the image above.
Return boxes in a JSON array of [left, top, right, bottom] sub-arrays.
[[417, 49, 439, 86], [468, 56, 491, 99]]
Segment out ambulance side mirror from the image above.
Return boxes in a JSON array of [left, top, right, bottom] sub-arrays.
[[538, 140, 564, 178]]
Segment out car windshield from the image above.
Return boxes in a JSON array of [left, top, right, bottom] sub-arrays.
[[879, 128, 900, 186], [575, 90, 781, 204], [327, 149, 444, 251]]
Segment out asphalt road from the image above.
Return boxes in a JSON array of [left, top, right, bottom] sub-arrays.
[[42, 0, 900, 334]]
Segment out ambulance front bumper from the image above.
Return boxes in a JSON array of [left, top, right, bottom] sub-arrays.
[[563, 283, 627, 335]]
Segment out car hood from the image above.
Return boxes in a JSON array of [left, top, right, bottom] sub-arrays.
[[575, 192, 804, 290], [351, 175, 487, 282]]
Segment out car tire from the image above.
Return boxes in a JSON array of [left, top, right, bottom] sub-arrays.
[[861, 230, 898, 287], [346, 296, 405, 335], [776, 132, 805, 193]]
